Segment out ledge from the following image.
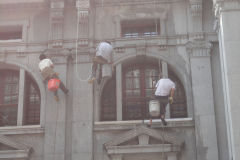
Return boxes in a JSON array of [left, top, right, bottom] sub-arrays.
[[94, 118, 194, 131], [0, 0, 45, 5], [0, 125, 44, 135]]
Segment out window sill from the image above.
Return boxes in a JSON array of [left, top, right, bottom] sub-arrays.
[[0, 39, 23, 43], [94, 118, 194, 131], [0, 0, 45, 5], [0, 125, 44, 135]]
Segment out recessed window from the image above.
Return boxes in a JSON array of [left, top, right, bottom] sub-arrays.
[[121, 19, 160, 38], [0, 69, 40, 126], [0, 25, 22, 41]]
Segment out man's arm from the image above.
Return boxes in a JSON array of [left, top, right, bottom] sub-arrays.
[[170, 88, 175, 97]]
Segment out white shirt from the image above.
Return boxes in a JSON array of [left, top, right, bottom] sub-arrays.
[[155, 78, 175, 96], [96, 42, 113, 62], [39, 58, 53, 71]]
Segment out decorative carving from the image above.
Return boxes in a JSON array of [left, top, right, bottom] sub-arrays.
[[214, 0, 240, 18], [76, 0, 90, 46], [158, 45, 167, 50], [136, 45, 146, 56], [189, 32, 204, 41], [0, 135, 32, 159], [213, 19, 219, 32], [186, 41, 212, 57], [104, 126, 184, 148], [104, 126, 184, 157], [189, 0, 203, 17], [49, 0, 65, 48], [114, 47, 125, 54]]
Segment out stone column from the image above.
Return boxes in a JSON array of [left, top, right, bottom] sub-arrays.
[[17, 68, 25, 126], [214, 1, 240, 159], [186, 41, 219, 160], [116, 63, 122, 121]]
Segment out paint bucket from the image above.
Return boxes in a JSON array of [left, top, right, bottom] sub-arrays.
[[149, 100, 160, 117], [48, 78, 60, 92]]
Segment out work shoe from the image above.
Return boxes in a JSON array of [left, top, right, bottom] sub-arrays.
[[64, 89, 69, 94], [160, 117, 167, 126], [93, 56, 107, 64], [88, 77, 96, 84], [54, 95, 59, 102]]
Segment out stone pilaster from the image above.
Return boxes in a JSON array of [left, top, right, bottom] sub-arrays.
[[17, 68, 25, 126], [186, 41, 219, 160], [189, 0, 204, 40], [214, 1, 240, 160], [76, 0, 90, 46], [116, 63, 123, 121], [49, 0, 65, 48]]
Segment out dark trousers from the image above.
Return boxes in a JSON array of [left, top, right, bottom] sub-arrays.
[[155, 96, 169, 116]]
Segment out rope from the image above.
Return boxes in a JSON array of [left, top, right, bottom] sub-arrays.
[[161, 122, 165, 159], [75, 9, 92, 82], [53, 101, 60, 160], [154, 0, 158, 35]]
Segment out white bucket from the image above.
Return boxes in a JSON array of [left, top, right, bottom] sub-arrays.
[[102, 64, 112, 78], [149, 100, 160, 117]]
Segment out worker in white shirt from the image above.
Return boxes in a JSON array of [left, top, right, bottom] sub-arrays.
[[88, 41, 113, 84], [154, 76, 175, 126], [39, 54, 69, 101]]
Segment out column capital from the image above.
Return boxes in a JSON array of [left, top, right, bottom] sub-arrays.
[[186, 41, 212, 57]]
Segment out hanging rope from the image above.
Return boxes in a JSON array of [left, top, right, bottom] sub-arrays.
[[161, 122, 165, 159], [154, 0, 158, 35], [53, 102, 60, 160], [75, 9, 92, 82]]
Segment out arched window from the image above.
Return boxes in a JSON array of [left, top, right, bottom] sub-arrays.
[[101, 60, 187, 121], [0, 69, 40, 126]]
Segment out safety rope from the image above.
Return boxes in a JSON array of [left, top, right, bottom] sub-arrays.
[[53, 101, 60, 160], [161, 123, 165, 160], [154, 0, 158, 35], [75, 9, 92, 82]]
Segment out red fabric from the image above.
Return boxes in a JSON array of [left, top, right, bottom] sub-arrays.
[[48, 78, 60, 92]]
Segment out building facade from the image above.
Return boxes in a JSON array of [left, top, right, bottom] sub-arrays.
[[0, 0, 239, 160]]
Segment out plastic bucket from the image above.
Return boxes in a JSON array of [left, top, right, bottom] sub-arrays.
[[48, 78, 60, 92], [149, 100, 160, 117]]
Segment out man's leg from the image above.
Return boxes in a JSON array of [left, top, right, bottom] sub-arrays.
[[160, 99, 168, 126], [59, 81, 69, 94], [54, 91, 59, 102]]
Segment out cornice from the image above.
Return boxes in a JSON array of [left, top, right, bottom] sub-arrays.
[[93, 0, 184, 7], [186, 41, 212, 57], [0, 0, 47, 9]]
